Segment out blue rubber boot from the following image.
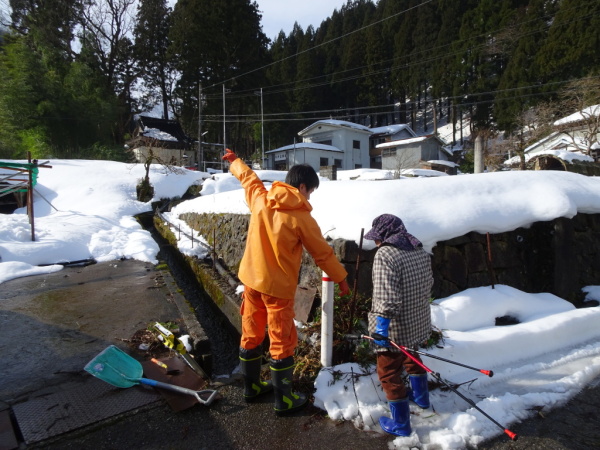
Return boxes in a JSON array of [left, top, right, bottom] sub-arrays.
[[239, 347, 273, 402], [407, 373, 430, 408], [379, 398, 412, 437]]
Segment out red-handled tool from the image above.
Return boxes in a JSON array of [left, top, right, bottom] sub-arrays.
[[364, 333, 518, 441]]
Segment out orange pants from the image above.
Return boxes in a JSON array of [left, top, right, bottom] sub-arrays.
[[239, 286, 297, 360]]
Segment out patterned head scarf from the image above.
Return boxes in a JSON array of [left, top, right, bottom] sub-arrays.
[[364, 214, 422, 251]]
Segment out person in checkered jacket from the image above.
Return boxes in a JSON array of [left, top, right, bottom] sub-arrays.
[[365, 214, 433, 437]]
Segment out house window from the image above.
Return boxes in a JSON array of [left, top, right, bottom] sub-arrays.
[[334, 159, 342, 169], [353, 140, 361, 149], [320, 157, 329, 167], [382, 148, 397, 157], [317, 140, 332, 146]]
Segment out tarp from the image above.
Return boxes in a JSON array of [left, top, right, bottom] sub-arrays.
[[0, 161, 39, 192]]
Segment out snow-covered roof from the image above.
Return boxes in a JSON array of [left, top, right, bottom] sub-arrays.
[[265, 142, 343, 154], [142, 128, 178, 142], [136, 115, 191, 144], [298, 119, 372, 136], [524, 132, 591, 155], [369, 124, 414, 136], [427, 159, 459, 168], [554, 104, 600, 126], [376, 135, 428, 148], [504, 149, 594, 166], [401, 168, 449, 177]]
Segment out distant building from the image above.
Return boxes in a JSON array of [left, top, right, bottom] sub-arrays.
[[504, 104, 600, 170], [377, 134, 453, 172], [263, 119, 453, 175], [265, 120, 371, 171], [369, 124, 418, 169], [128, 115, 196, 167]]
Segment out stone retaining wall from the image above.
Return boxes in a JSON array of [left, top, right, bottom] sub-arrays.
[[175, 212, 600, 305]]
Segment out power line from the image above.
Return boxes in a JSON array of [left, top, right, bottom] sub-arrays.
[[204, 2, 593, 101], [199, 76, 600, 125], [202, 0, 436, 91]]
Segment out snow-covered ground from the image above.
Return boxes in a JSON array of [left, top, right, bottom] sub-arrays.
[[1, 159, 600, 449]]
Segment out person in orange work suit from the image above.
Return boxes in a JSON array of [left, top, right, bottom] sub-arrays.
[[222, 148, 350, 415]]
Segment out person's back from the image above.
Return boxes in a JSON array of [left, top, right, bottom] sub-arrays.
[[230, 160, 346, 300], [369, 244, 432, 348], [364, 213, 433, 437], [222, 149, 349, 415]]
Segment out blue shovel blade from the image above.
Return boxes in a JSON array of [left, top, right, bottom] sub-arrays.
[[84, 345, 144, 388]]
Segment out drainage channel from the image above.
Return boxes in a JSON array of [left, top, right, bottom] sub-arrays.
[[140, 211, 240, 377]]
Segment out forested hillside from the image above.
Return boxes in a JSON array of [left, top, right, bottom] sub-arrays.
[[1, 0, 598, 163]]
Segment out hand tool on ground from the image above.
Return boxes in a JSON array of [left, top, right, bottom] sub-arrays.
[[154, 322, 205, 377], [363, 334, 518, 441], [346, 334, 493, 377], [151, 358, 182, 375], [85, 345, 219, 406]]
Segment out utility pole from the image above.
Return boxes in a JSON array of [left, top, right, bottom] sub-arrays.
[[197, 82, 202, 170], [254, 88, 264, 168], [222, 85, 230, 171]]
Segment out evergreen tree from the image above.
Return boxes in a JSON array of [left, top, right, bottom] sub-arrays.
[[320, 7, 345, 110], [536, 0, 600, 83], [168, 0, 269, 153], [359, 4, 389, 125], [384, 0, 416, 125], [337, 0, 371, 116], [451, 0, 523, 130], [495, 0, 557, 133], [9, 0, 80, 67], [0, 32, 119, 158], [265, 30, 298, 147], [0, 34, 49, 157], [294, 26, 321, 114], [133, 0, 173, 119]]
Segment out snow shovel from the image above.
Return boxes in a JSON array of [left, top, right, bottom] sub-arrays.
[[84, 345, 219, 406]]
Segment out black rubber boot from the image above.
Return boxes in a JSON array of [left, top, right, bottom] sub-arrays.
[[270, 356, 308, 415], [239, 347, 272, 402]]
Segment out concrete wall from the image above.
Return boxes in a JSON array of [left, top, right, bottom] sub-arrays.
[[174, 211, 600, 306]]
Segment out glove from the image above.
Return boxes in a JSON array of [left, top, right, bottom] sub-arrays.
[[222, 148, 237, 163], [337, 279, 350, 297], [373, 316, 391, 347]]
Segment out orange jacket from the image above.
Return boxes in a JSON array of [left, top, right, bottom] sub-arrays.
[[230, 159, 347, 299]]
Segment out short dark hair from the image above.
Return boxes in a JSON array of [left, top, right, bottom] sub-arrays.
[[285, 164, 320, 191]]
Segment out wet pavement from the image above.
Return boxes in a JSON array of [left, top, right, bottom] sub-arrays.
[[1, 260, 600, 449]]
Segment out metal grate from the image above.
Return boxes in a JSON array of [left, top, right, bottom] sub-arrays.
[[12, 377, 160, 444]]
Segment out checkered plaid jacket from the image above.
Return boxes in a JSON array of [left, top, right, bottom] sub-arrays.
[[368, 244, 433, 351]]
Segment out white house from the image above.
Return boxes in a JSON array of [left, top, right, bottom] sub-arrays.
[[506, 104, 600, 165], [369, 124, 418, 168], [264, 142, 344, 171], [377, 134, 453, 172], [265, 120, 372, 171]]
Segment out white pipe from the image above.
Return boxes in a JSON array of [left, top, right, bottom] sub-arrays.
[[321, 272, 334, 367]]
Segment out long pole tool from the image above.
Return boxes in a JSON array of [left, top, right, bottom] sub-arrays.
[[346, 334, 493, 377], [363, 334, 518, 441], [347, 228, 364, 333]]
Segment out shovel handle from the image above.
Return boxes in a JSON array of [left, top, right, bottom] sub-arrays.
[[139, 377, 197, 395], [138, 378, 219, 405]]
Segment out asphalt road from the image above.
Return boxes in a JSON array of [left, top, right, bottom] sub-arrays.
[[2, 261, 599, 449]]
